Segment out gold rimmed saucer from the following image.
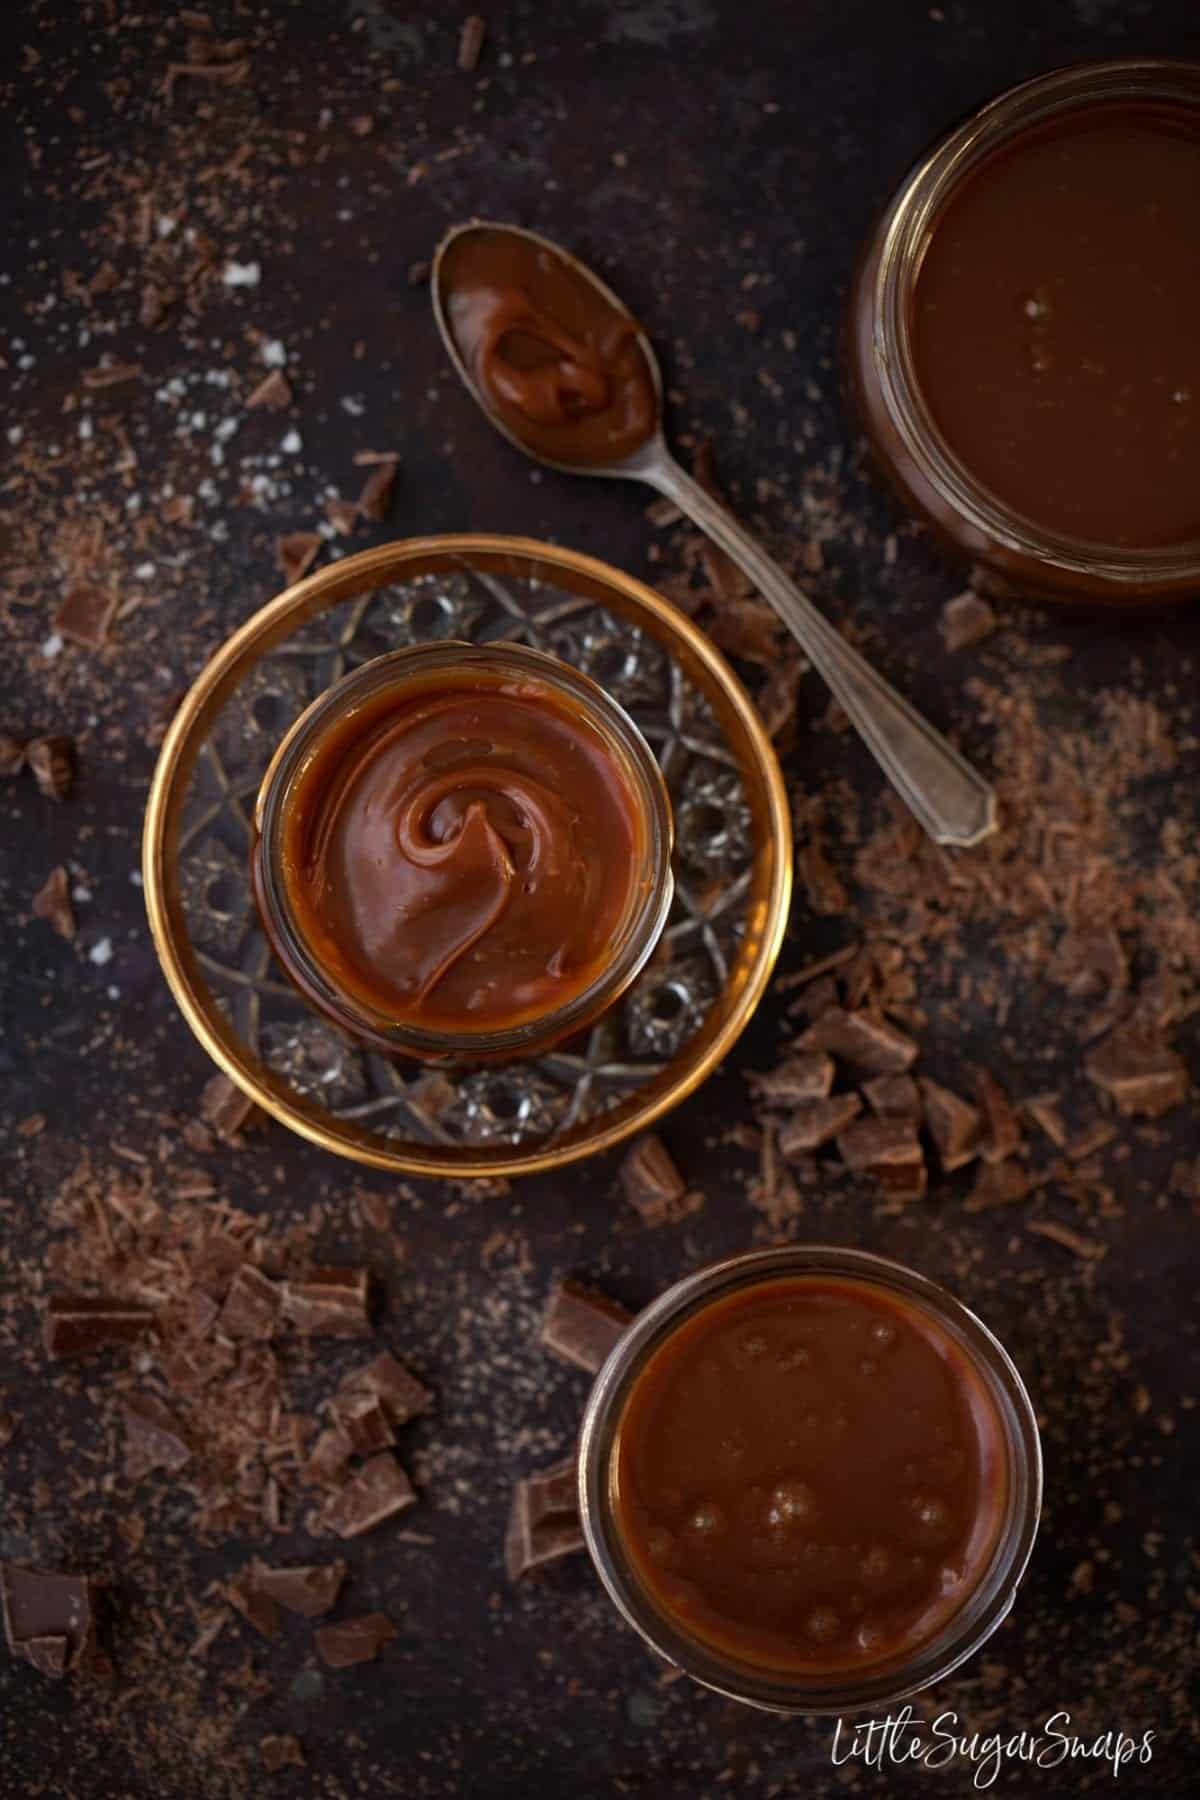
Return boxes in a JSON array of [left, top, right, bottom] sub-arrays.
[[142, 537, 791, 1177]]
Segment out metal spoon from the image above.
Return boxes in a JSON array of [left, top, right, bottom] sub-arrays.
[[432, 220, 997, 848]]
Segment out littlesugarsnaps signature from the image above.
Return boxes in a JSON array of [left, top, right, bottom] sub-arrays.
[[830, 1707, 1155, 1789]]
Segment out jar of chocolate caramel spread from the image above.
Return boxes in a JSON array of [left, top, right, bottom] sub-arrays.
[[578, 1247, 1041, 1713], [437, 223, 658, 467], [252, 644, 673, 1061], [849, 60, 1200, 604]]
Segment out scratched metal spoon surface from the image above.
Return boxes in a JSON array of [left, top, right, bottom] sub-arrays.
[[432, 220, 997, 848]]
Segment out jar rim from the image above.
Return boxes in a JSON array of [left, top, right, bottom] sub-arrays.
[[870, 56, 1200, 586], [253, 640, 675, 1058], [578, 1245, 1042, 1715]]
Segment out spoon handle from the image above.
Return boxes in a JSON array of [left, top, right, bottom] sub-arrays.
[[643, 454, 997, 848]]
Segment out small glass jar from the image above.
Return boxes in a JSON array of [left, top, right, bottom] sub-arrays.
[[251, 641, 674, 1063], [578, 1245, 1041, 1715], [849, 58, 1200, 605]]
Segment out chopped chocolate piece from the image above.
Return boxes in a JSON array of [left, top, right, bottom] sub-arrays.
[[1027, 1219, 1106, 1260], [199, 1071, 261, 1141], [81, 360, 142, 389], [217, 1265, 281, 1341], [44, 1294, 155, 1358], [325, 495, 360, 535], [281, 1266, 372, 1337], [1048, 926, 1128, 998], [1024, 1093, 1068, 1148], [184, 1288, 221, 1337], [836, 1116, 923, 1173], [777, 1094, 863, 1159], [974, 1069, 1023, 1163], [750, 1053, 834, 1107], [253, 1561, 346, 1619], [505, 1455, 583, 1581], [25, 735, 74, 802], [16, 1114, 45, 1138], [275, 531, 321, 584], [339, 1352, 432, 1426], [139, 281, 176, 329], [227, 1575, 279, 1641], [1085, 1029, 1189, 1117], [1, 1564, 98, 1673], [964, 1161, 1031, 1212], [121, 1396, 191, 1481], [797, 839, 848, 915], [246, 369, 292, 410], [330, 1389, 395, 1456], [32, 867, 76, 941], [315, 1611, 397, 1668], [161, 493, 195, 525], [322, 1454, 416, 1538], [796, 1007, 918, 1074], [940, 590, 996, 653], [919, 1077, 982, 1171], [357, 457, 398, 522], [1066, 1119, 1118, 1161], [457, 13, 487, 71], [540, 1279, 632, 1375], [862, 1073, 922, 1119], [262, 1735, 306, 1773], [306, 1426, 355, 1488], [0, 732, 25, 777], [620, 1134, 687, 1225]]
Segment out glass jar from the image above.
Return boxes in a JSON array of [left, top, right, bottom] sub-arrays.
[[578, 1245, 1041, 1715], [849, 58, 1200, 605], [251, 641, 674, 1063]]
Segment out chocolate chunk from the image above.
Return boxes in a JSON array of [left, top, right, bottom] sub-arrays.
[[217, 1265, 281, 1341], [862, 1073, 922, 1119], [330, 1390, 394, 1456], [306, 1425, 355, 1488], [54, 581, 117, 650], [32, 867, 76, 941], [777, 1094, 863, 1159], [940, 591, 996, 653], [121, 1396, 191, 1481], [1085, 1029, 1188, 1117], [540, 1280, 632, 1375], [184, 1288, 221, 1337], [797, 839, 848, 915], [1048, 926, 1128, 998], [315, 1611, 397, 1668], [227, 1575, 279, 1641], [837, 1116, 923, 1173], [253, 1561, 345, 1619], [356, 458, 398, 522], [199, 1071, 261, 1141], [619, 1134, 688, 1226], [749, 1053, 834, 1107], [796, 1007, 918, 1074], [964, 1161, 1031, 1212], [246, 369, 292, 410], [281, 1266, 372, 1337], [44, 1294, 155, 1358], [261, 1735, 305, 1773], [457, 13, 487, 71], [275, 531, 321, 584], [339, 1352, 432, 1427], [974, 1069, 1023, 1163], [25, 735, 74, 802], [322, 1454, 416, 1539], [919, 1077, 982, 1171], [505, 1455, 583, 1581], [325, 495, 360, 535], [1024, 1093, 1068, 1148], [1, 1564, 98, 1673], [0, 732, 25, 777]]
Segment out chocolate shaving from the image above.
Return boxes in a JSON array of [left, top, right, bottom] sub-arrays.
[[227, 1576, 279, 1641], [253, 1561, 345, 1619], [749, 1053, 835, 1107], [1, 1564, 98, 1674], [540, 1279, 632, 1375], [261, 1736, 306, 1773], [275, 531, 321, 584], [796, 1006, 918, 1074], [338, 1351, 432, 1427], [1025, 1093, 1068, 1149], [919, 1077, 981, 1171], [25, 736, 74, 802], [457, 14, 487, 71], [32, 867, 76, 941], [1085, 1029, 1188, 1117], [81, 360, 142, 389], [281, 1266, 372, 1337], [619, 1134, 691, 1226], [1027, 1219, 1106, 1260], [777, 1094, 862, 1159], [199, 1071, 261, 1141], [315, 1611, 397, 1668], [121, 1396, 191, 1481], [325, 496, 361, 535], [974, 1069, 1023, 1163], [44, 1294, 155, 1358], [246, 369, 292, 410], [862, 1073, 922, 1119], [322, 1454, 416, 1538], [217, 1265, 281, 1341], [357, 458, 398, 522], [163, 59, 250, 98], [940, 591, 996, 653], [505, 1455, 583, 1581]]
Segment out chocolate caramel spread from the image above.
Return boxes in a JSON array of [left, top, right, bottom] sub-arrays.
[[614, 1276, 1007, 1673], [278, 671, 646, 1035], [440, 227, 656, 464], [912, 101, 1200, 548]]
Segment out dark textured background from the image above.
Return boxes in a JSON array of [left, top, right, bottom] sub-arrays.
[[2, 2, 1198, 1796]]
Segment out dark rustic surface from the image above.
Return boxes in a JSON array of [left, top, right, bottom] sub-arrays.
[[2, 3, 1199, 1796]]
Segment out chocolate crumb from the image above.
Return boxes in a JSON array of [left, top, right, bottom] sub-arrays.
[[1025, 1093, 1068, 1149], [974, 1069, 1023, 1163], [32, 867, 76, 941], [0, 1410, 18, 1450], [253, 1562, 346, 1619], [217, 1264, 282, 1341], [919, 1077, 982, 1171], [778, 1094, 863, 1158], [406, 261, 431, 287], [315, 1611, 397, 1668], [796, 1007, 918, 1074], [227, 1576, 279, 1642], [0, 732, 26, 777], [540, 1279, 632, 1375], [505, 1455, 583, 1581], [281, 1266, 372, 1337], [1027, 1219, 1106, 1260], [940, 591, 996, 653], [120, 1396, 191, 1481], [261, 1735, 306, 1773], [275, 531, 321, 585], [457, 14, 487, 72], [25, 736, 75, 802], [246, 370, 292, 410], [44, 1294, 156, 1358], [322, 1454, 416, 1538], [348, 113, 375, 137], [357, 458, 399, 522]]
